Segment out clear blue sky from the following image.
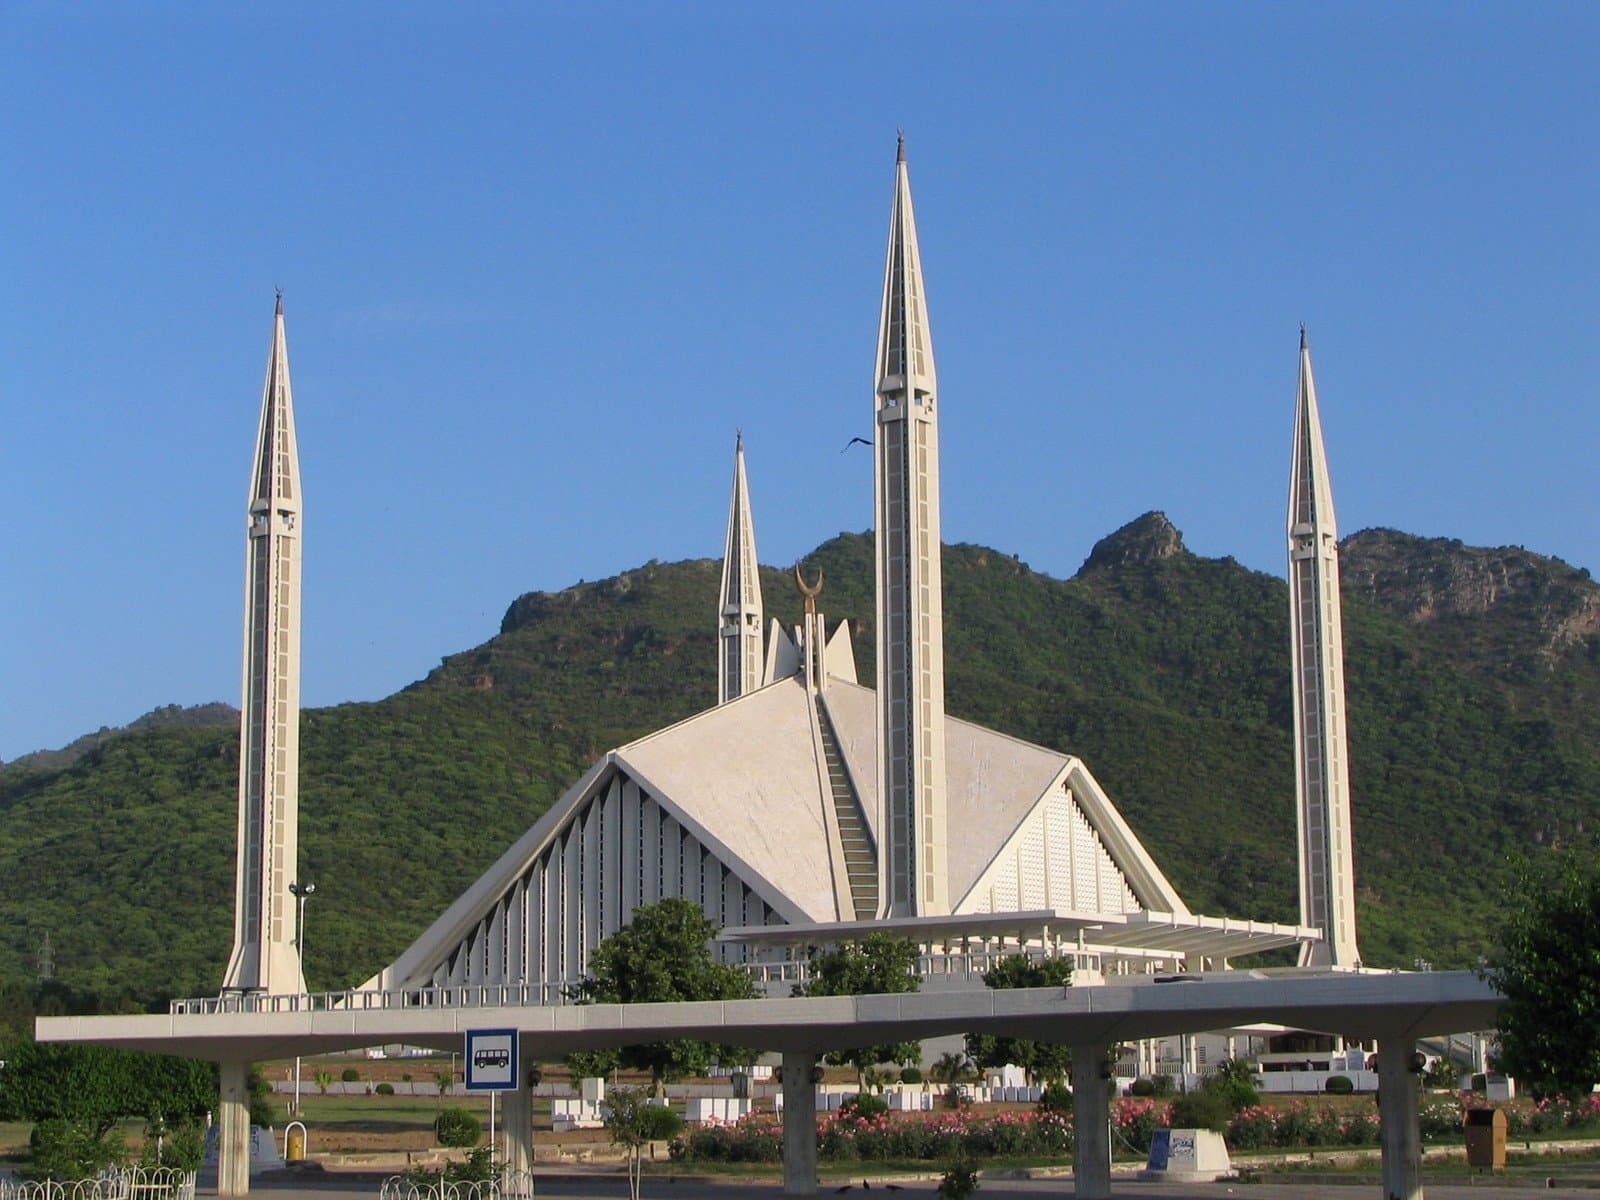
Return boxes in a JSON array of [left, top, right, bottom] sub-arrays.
[[3, 3, 1596, 761]]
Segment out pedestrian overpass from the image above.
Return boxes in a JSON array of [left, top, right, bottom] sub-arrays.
[[39, 965, 1500, 1200]]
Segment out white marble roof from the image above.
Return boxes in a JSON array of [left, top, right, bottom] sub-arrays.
[[615, 675, 1087, 918]]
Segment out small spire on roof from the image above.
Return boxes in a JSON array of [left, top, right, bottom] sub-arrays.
[[736, 428, 743, 452], [896, 129, 905, 164], [1299, 322, 1307, 351]]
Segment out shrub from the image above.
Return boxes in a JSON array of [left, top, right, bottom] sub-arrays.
[[1113, 1098, 1163, 1154], [27, 1121, 128, 1181], [1423, 1058, 1458, 1090], [434, 1107, 483, 1147], [942, 1085, 970, 1110], [937, 1158, 980, 1198], [901, 1067, 924, 1085], [375, 1082, 396, 1095], [1419, 1097, 1465, 1140], [1149, 1073, 1176, 1098], [1341, 1107, 1379, 1145], [247, 1070, 280, 1127], [402, 1073, 413, 1083], [1209, 1075, 1260, 1113], [637, 1104, 683, 1142], [139, 1119, 207, 1173], [341, 1067, 361, 1082], [1038, 1083, 1073, 1115], [406, 1146, 499, 1187], [1226, 1106, 1278, 1150], [839, 1092, 890, 1120], [1325, 1075, 1354, 1095], [1168, 1087, 1233, 1133], [1274, 1102, 1316, 1146], [1130, 1078, 1156, 1097]]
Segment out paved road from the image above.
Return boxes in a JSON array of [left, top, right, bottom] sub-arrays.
[[211, 1170, 1600, 1199]]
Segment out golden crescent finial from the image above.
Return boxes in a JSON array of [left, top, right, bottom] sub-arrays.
[[794, 561, 824, 615]]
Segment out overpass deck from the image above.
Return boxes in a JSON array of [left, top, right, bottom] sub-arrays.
[[40, 968, 1499, 1063]]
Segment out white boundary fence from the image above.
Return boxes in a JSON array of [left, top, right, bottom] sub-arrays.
[[378, 1171, 534, 1200], [0, 1168, 197, 1200]]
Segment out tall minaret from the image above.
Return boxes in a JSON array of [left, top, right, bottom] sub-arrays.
[[222, 292, 306, 995], [1287, 327, 1360, 969], [717, 432, 764, 704], [874, 134, 948, 917]]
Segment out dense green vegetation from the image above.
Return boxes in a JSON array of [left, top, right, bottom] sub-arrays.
[[1487, 844, 1600, 1100], [3, 515, 1598, 1005]]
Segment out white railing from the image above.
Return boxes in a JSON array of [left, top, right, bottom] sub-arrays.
[[378, 1170, 534, 1200], [0, 1168, 196, 1200], [169, 949, 1103, 1014], [172, 981, 573, 1015]]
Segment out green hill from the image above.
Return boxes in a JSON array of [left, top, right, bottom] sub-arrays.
[[3, 516, 1597, 1006]]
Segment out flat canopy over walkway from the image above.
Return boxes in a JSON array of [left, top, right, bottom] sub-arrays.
[[38, 968, 1499, 1062]]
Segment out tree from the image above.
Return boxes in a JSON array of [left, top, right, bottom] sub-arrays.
[[0, 1040, 214, 1137], [1486, 846, 1600, 1100], [563, 1049, 622, 1082], [603, 1086, 682, 1200], [963, 954, 1073, 1084], [930, 1051, 973, 1086], [0, 1040, 213, 1179], [1207, 1057, 1259, 1110], [572, 899, 757, 1094], [799, 933, 922, 1085]]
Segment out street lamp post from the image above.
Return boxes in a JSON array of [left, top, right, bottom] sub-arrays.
[[290, 881, 317, 977], [289, 881, 315, 1115]]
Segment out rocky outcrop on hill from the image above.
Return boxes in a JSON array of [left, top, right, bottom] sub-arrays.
[[1341, 529, 1600, 660], [1077, 511, 1187, 575]]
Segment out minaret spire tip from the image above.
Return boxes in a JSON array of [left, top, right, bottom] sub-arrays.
[[275, 288, 284, 317], [896, 129, 905, 164], [1299, 322, 1308, 351]]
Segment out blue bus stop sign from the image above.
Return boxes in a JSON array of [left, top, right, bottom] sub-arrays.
[[464, 1028, 518, 1091]]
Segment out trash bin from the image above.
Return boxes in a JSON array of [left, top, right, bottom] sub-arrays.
[[285, 1121, 307, 1163], [1464, 1107, 1506, 1169]]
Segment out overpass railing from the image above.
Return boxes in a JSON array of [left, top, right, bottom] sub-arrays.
[[169, 947, 1103, 1014], [171, 982, 573, 1015]]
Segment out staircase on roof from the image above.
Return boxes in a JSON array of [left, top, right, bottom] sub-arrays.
[[815, 696, 878, 920]]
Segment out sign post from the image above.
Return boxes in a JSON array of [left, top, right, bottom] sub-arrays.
[[465, 1028, 519, 1164]]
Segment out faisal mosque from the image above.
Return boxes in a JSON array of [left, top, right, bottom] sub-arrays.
[[224, 135, 1361, 1008]]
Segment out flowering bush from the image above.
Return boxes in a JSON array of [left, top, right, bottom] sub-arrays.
[[674, 1107, 1075, 1163], [1111, 1097, 1165, 1155], [1418, 1097, 1464, 1140], [668, 1090, 1600, 1166], [1224, 1106, 1278, 1150]]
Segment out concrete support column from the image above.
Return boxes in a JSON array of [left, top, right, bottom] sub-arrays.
[[1377, 1037, 1423, 1200], [781, 1050, 819, 1197], [501, 1068, 534, 1196], [217, 1060, 251, 1198], [1071, 1041, 1111, 1200]]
